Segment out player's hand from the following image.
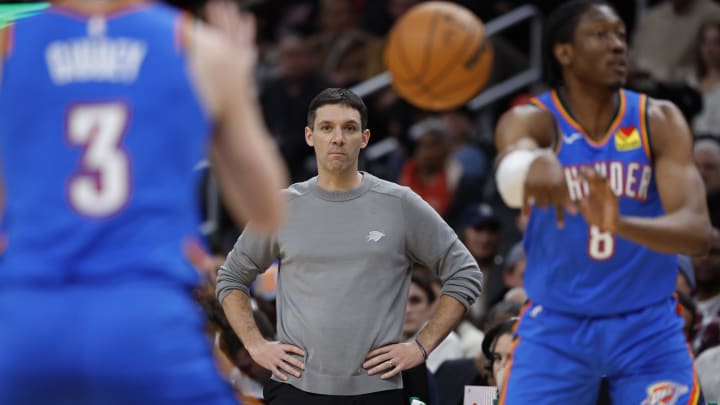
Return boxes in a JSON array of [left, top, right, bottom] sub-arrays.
[[524, 151, 577, 228], [363, 342, 424, 380], [204, 0, 258, 69], [578, 167, 619, 233], [246, 340, 305, 382]]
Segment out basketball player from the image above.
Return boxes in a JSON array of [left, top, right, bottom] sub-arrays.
[[494, 1, 712, 404], [0, 0, 287, 404]]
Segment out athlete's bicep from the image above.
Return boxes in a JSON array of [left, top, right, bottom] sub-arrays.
[[494, 105, 555, 157], [649, 100, 708, 217]]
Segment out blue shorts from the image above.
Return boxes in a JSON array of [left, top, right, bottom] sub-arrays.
[[500, 299, 704, 405], [0, 282, 237, 405]]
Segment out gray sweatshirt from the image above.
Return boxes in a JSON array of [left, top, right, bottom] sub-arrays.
[[216, 173, 483, 396]]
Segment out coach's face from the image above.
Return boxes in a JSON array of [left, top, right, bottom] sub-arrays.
[[556, 5, 628, 88], [306, 104, 370, 174]]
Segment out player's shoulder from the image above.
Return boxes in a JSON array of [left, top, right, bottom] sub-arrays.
[[500, 91, 556, 125], [645, 96, 684, 122], [643, 96, 692, 152], [495, 92, 556, 147]]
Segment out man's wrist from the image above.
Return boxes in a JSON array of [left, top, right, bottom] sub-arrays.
[[245, 337, 267, 356], [414, 337, 429, 360]]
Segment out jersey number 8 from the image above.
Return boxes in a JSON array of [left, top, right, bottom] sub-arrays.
[[588, 225, 615, 260]]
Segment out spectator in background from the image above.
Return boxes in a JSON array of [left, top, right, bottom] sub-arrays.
[[695, 345, 720, 402], [260, 33, 331, 183], [694, 136, 720, 226], [482, 300, 522, 334], [631, 0, 720, 82], [487, 241, 525, 308], [695, 138, 720, 353], [480, 317, 518, 394], [312, 0, 365, 67], [323, 31, 371, 87], [694, 137, 720, 192], [677, 254, 697, 297], [398, 119, 484, 231], [692, 247, 720, 354], [690, 21, 720, 134], [439, 108, 490, 180], [458, 203, 504, 323]]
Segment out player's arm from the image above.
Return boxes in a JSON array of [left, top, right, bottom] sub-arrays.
[[188, 12, 288, 235], [494, 104, 555, 153], [494, 105, 575, 224], [216, 228, 305, 381], [612, 99, 712, 254]]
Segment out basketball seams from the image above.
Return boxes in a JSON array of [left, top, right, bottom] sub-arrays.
[[416, 20, 478, 95], [432, 36, 492, 97], [416, 11, 440, 82]]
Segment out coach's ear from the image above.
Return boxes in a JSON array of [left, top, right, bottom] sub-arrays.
[[360, 129, 370, 149], [554, 43, 572, 68], [305, 126, 314, 147]]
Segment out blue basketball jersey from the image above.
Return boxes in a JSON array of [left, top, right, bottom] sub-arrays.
[[0, 3, 210, 286], [525, 89, 677, 316]]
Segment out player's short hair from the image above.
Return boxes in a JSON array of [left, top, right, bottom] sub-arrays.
[[543, 0, 613, 87], [307, 88, 368, 130]]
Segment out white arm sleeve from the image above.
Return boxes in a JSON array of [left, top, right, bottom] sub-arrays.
[[495, 149, 539, 208]]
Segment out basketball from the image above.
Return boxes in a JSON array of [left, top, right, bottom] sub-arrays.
[[384, 2, 493, 111]]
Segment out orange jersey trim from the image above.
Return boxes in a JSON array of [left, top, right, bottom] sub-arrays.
[[174, 11, 194, 53], [639, 93, 652, 160], [528, 97, 546, 110], [686, 365, 701, 404], [550, 89, 626, 148], [0, 24, 15, 60], [50, 0, 149, 19]]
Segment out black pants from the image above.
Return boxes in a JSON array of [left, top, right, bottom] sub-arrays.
[[263, 380, 405, 405]]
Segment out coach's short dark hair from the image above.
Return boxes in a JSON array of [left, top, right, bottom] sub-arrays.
[[543, 0, 612, 87], [307, 88, 368, 130]]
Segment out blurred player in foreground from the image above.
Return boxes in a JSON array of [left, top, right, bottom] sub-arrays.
[[0, 0, 287, 403], [494, 1, 712, 403]]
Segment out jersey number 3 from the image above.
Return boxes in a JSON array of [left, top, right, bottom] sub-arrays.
[[588, 225, 615, 260], [67, 103, 130, 218]]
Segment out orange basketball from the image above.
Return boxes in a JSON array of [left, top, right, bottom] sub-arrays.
[[384, 2, 493, 111]]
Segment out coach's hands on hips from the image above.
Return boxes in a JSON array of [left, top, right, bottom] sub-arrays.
[[363, 342, 425, 379], [247, 340, 305, 381], [524, 151, 577, 228]]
